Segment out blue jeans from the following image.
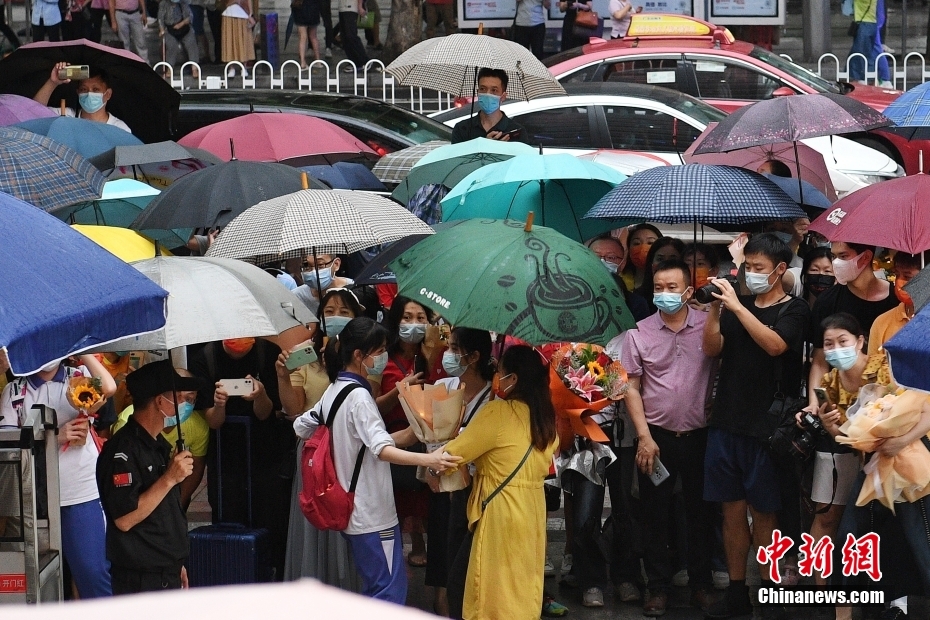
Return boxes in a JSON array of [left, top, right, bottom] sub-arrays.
[[849, 21, 890, 82], [61, 499, 112, 598]]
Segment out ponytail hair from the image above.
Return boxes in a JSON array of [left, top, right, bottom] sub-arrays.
[[500, 345, 556, 452], [451, 326, 495, 381], [323, 317, 389, 383]]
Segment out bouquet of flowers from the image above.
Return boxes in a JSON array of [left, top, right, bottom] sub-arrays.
[[65, 375, 106, 449]]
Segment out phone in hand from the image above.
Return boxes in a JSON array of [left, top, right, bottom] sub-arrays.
[[813, 388, 828, 406], [504, 128, 522, 139], [285, 346, 318, 371], [219, 378, 253, 396], [58, 64, 90, 80], [650, 457, 671, 486]]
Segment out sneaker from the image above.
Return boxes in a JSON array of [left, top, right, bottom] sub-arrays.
[[226, 68, 235, 77], [713, 571, 730, 590], [324, 47, 332, 58], [242, 68, 249, 78], [882, 43, 895, 53], [617, 581, 641, 602], [880, 80, 895, 89], [582, 587, 604, 608], [643, 592, 668, 617], [544, 557, 556, 577], [690, 588, 714, 611], [341, 65, 355, 74], [561, 554, 573, 573], [673, 569, 689, 587], [542, 596, 569, 617], [704, 587, 752, 619]]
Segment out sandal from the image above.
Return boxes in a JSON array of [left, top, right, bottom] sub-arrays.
[[407, 553, 427, 567]]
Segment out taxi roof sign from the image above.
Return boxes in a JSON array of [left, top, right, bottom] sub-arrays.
[[624, 14, 735, 44]]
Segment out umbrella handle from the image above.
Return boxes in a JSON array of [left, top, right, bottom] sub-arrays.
[[524, 212, 534, 232]]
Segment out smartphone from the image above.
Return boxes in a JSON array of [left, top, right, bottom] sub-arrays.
[[285, 346, 318, 371], [128, 352, 142, 371], [505, 128, 521, 139], [219, 378, 253, 396], [58, 64, 90, 81], [650, 457, 671, 486], [813, 388, 828, 406]]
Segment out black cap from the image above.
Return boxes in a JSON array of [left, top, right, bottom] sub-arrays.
[[125, 360, 206, 402]]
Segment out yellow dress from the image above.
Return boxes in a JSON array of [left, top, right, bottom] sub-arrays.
[[444, 399, 559, 620]]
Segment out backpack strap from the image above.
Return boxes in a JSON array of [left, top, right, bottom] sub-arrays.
[[323, 383, 366, 493]]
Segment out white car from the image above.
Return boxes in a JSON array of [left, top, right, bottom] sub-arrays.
[[431, 83, 902, 196]]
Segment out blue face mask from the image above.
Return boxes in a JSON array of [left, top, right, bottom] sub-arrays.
[[303, 265, 333, 291], [78, 92, 105, 114], [399, 323, 427, 344], [477, 93, 501, 115], [163, 400, 194, 428], [653, 291, 687, 315], [824, 345, 859, 371], [365, 351, 388, 376], [323, 315, 352, 336], [442, 350, 467, 377]]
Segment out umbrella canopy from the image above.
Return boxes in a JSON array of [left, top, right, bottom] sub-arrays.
[[882, 82, 930, 127], [15, 115, 142, 159], [93, 256, 317, 352], [440, 153, 626, 242], [371, 140, 449, 185], [392, 137, 535, 205], [300, 162, 386, 190], [385, 33, 567, 101], [808, 174, 930, 255], [884, 307, 930, 392], [0, 126, 106, 210], [762, 174, 833, 211], [692, 93, 892, 154], [130, 160, 327, 230], [903, 265, 930, 314], [389, 218, 634, 344], [0, 191, 167, 375], [88, 140, 200, 170], [0, 93, 57, 126], [0, 39, 181, 143], [71, 224, 175, 261], [584, 164, 807, 225], [177, 113, 377, 166], [206, 189, 436, 261]]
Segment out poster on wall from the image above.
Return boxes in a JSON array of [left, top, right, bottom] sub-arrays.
[[461, 0, 517, 26], [546, 0, 699, 29], [710, 0, 784, 24]]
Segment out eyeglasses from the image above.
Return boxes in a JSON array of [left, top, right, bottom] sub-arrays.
[[598, 254, 623, 262], [302, 258, 335, 271]]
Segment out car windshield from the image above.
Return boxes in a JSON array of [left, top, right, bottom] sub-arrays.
[[293, 95, 451, 143], [543, 47, 587, 68], [666, 95, 728, 125], [748, 47, 842, 94]]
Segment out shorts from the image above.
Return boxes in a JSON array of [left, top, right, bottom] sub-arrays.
[[293, 0, 320, 26], [703, 427, 781, 513], [811, 451, 860, 505]]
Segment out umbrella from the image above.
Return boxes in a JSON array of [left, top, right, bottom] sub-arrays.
[[0, 191, 167, 375], [0, 39, 181, 143], [300, 162, 386, 190], [902, 265, 930, 313], [584, 164, 807, 225], [88, 140, 200, 170], [15, 115, 142, 159], [206, 189, 436, 261], [882, 82, 930, 128], [130, 160, 327, 230], [762, 174, 833, 211], [177, 113, 377, 166], [884, 307, 930, 392], [385, 33, 567, 101], [0, 93, 57, 126], [440, 153, 627, 242], [92, 256, 317, 352], [351, 222, 464, 285], [71, 224, 175, 261], [808, 174, 930, 255], [371, 140, 449, 185], [0, 126, 106, 210], [389, 217, 634, 345], [392, 137, 535, 205]]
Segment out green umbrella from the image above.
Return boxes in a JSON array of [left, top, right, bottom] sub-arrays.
[[389, 217, 635, 345], [440, 153, 631, 243], [391, 137, 535, 206]]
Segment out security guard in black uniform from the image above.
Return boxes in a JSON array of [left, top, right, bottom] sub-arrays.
[[96, 360, 203, 595]]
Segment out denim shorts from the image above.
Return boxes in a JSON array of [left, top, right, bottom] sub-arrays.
[[703, 427, 781, 513]]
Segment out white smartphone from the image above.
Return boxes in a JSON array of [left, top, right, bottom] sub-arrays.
[[650, 457, 671, 486], [219, 378, 253, 396]]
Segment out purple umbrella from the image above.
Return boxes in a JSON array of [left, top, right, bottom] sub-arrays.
[[0, 94, 56, 126]]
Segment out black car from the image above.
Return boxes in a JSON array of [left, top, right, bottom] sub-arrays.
[[175, 90, 452, 156]]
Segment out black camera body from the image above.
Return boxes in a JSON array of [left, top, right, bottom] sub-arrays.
[[770, 409, 830, 465], [694, 274, 739, 305]]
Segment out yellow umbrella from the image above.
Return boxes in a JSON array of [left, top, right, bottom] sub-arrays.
[[71, 224, 173, 262]]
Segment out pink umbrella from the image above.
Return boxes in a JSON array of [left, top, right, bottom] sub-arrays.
[[178, 112, 377, 166], [684, 122, 836, 203], [0, 94, 57, 126]]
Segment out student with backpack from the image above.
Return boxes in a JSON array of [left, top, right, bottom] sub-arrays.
[[293, 317, 460, 604]]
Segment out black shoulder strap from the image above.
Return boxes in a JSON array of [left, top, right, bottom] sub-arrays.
[[323, 383, 366, 493], [772, 296, 796, 394], [203, 342, 216, 383], [463, 386, 492, 427], [481, 443, 534, 512]]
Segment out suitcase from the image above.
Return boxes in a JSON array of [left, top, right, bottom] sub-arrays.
[[188, 415, 274, 586]]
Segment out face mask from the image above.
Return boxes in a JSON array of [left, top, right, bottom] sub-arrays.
[[223, 337, 255, 355], [693, 267, 712, 289], [600, 259, 619, 274], [323, 315, 352, 336], [78, 92, 105, 114], [442, 351, 468, 377], [477, 93, 501, 115], [364, 351, 388, 376], [895, 278, 913, 307], [492, 373, 514, 400], [163, 400, 195, 428], [653, 291, 687, 315], [629, 244, 651, 269], [745, 267, 778, 295], [303, 265, 334, 290], [832, 253, 867, 286], [398, 323, 427, 344], [824, 345, 859, 371], [805, 273, 835, 296]]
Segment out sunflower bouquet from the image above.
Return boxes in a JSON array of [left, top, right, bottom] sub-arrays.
[[65, 376, 106, 448]]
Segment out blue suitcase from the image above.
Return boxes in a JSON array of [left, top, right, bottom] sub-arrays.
[[188, 416, 274, 586]]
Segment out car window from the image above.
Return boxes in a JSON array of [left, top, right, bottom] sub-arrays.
[[602, 105, 702, 152], [514, 106, 593, 148], [689, 57, 782, 101], [292, 95, 452, 143], [748, 46, 841, 94], [599, 58, 683, 90], [558, 63, 601, 84]]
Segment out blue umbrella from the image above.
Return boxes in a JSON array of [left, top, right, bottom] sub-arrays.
[[15, 115, 142, 159], [0, 190, 168, 375], [761, 173, 833, 210], [584, 164, 807, 225], [299, 162, 387, 191], [885, 308, 930, 392], [882, 82, 930, 127]]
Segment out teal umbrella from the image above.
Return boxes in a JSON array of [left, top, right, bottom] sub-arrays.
[[389, 217, 634, 345], [391, 137, 535, 205], [51, 178, 191, 248], [440, 153, 631, 243]]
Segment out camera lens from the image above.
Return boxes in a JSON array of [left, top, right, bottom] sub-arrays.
[[694, 283, 721, 305]]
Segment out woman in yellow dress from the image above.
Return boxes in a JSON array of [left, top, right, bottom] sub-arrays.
[[441, 345, 559, 620]]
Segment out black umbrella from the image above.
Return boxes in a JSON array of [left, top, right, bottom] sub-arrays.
[[0, 39, 181, 143], [89, 141, 198, 170], [352, 221, 463, 285], [130, 160, 328, 230]]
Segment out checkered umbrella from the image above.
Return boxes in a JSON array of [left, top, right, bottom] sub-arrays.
[[584, 164, 806, 225], [372, 140, 449, 185], [385, 34, 566, 101], [883, 82, 930, 128], [0, 126, 105, 210], [205, 189, 435, 261]]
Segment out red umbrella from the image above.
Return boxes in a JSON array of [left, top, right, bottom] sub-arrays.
[[178, 112, 377, 166], [809, 174, 930, 255]]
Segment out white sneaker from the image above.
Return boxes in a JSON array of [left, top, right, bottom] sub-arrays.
[[324, 47, 332, 58], [882, 43, 895, 53], [713, 570, 729, 590], [226, 68, 235, 77], [544, 557, 555, 577], [242, 68, 249, 78], [582, 587, 604, 607], [672, 568, 689, 587], [880, 80, 895, 89], [561, 553, 573, 573]]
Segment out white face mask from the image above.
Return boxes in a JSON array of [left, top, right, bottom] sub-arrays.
[[832, 253, 867, 285], [600, 259, 619, 274], [745, 268, 777, 295]]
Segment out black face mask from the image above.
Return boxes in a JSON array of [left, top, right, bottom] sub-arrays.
[[805, 273, 836, 295]]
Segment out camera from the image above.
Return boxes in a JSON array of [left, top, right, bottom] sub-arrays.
[[800, 411, 827, 437], [694, 274, 739, 305], [769, 409, 829, 465]]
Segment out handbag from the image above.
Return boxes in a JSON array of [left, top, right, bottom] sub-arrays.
[[357, 10, 375, 29], [847, 21, 859, 37], [572, 9, 599, 39], [168, 22, 191, 38]]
